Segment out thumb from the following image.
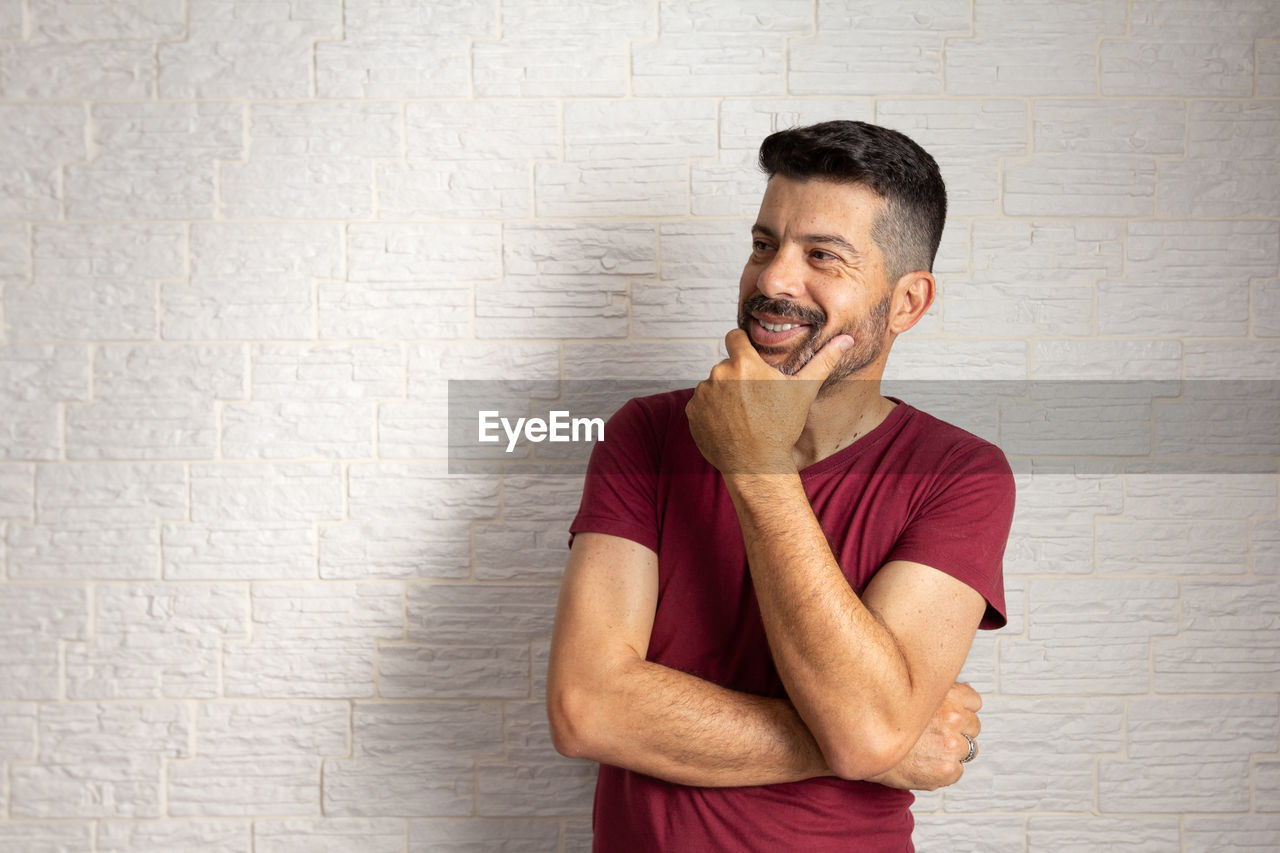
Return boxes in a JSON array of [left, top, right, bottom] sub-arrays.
[[794, 334, 853, 382]]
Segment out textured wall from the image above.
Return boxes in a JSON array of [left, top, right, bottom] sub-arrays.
[[1, 0, 1278, 850]]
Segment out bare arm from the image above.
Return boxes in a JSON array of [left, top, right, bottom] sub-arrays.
[[546, 531, 830, 787], [728, 472, 985, 779]]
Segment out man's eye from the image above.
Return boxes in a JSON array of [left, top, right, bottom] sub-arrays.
[[752, 240, 773, 252], [810, 250, 836, 261]]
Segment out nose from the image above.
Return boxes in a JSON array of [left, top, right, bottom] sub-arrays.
[[754, 245, 806, 301]]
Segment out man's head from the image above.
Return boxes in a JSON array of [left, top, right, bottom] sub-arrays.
[[756, 120, 947, 287], [737, 122, 946, 390]]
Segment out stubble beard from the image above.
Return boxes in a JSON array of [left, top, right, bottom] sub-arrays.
[[738, 292, 891, 397]]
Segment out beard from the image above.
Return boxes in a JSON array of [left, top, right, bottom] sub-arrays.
[[738, 292, 891, 396]]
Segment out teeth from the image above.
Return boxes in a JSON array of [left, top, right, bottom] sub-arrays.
[[761, 321, 798, 332]]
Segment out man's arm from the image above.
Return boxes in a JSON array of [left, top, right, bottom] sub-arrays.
[[686, 330, 993, 780], [546, 531, 830, 788], [727, 474, 986, 780], [546, 531, 984, 789]]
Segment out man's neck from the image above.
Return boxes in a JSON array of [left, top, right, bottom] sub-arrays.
[[791, 379, 896, 471]]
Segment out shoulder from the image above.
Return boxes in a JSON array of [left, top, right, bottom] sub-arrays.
[[891, 403, 1013, 480]]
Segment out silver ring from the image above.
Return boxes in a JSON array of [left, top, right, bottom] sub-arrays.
[[959, 734, 976, 764]]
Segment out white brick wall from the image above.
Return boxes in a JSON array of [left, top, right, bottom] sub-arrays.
[[0, 0, 1277, 850]]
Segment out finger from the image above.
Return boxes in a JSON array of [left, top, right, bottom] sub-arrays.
[[950, 681, 982, 712], [792, 334, 853, 382], [723, 328, 756, 361]]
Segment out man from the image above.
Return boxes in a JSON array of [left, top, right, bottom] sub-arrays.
[[547, 121, 1015, 851]]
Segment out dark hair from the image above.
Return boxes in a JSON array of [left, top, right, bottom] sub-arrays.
[[757, 120, 947, 284]]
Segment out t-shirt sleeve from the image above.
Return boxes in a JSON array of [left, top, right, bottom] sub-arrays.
[[886, 442, 1015, 630], [567, 396, 662, 554]]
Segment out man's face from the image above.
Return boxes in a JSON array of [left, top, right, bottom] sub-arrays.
[[738, 176, 894, 388]]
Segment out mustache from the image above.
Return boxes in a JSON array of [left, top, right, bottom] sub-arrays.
[[739, 295, 826, 327]]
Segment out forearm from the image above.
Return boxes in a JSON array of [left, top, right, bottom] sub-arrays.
[[724, 472, 918, 777], [549, 653, 829, 788]]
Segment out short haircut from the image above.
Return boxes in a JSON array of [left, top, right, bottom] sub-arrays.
[[757, 120, 947, 284]]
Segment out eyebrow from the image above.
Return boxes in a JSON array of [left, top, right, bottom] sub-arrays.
[[751, 224, 864, 260]]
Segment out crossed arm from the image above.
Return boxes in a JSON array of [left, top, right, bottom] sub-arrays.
[[546, 529, 985, 789]]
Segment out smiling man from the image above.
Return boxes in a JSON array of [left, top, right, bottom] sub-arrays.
[[547, 121, 1015, 852]]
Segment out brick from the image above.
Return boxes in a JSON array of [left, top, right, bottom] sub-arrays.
[[378, 158, 537, 220], [878, 99, 1027, 216], [476, 760, 597, 817], [1159, 102, 1280, 217], [1099, 0, 1278, 96], [1153, 380, 1280, 459], [946, 0, 1125, 94], [0, 823, 94, 853], [1184, 342, 1280, 381], [500, 475, 588, 525], [164, 222, 343, 340], [66, 582, 247, 699], [1097, 518, 1248, 574], [222, 581, 402, 698], [256, 819, 406, 853], [0, 41, 155, 99], [0, 345, 91, 404], [1004, 154, 1156, 217], [633, 221, 742, 338], [882, 339, 1027, 381], [68, 344, 244, 460], [1027, 817, 1179, 852], [1101, 220, 1278, 337], [12, 702, 189, 818], [1029, 578, 1178, 641], [323, 701, 503, 816], [659, 0, 812, 32], [563, 821, 594, 853], [1118, 473, 1276, 521], [1033, 99, 1186, 155], [564, 100, 716, 165], [221, 104, 402, 219], [0, 0, 22, 37], [535, 162, 690, 218], [248, 342, 402, 402], [9, 463, 185, 580], [316, 0, 496, 98], [406, 583, 558, 646], [0, 223, 27, 279], [97, 821, 249, 853], [317, 464, 496, 579], [378, 644, 530, 699], [1256, 280, 1280, 337], [717, 98, 874, 164], [168, 755, 321, 817], [164, 521, 318, 581], [633, 35, 786, 96], [349, 222, 501, 283], [1126, 695, 1277, 759], [1153, 579, 1280, 693], [66, 102, 242, 220], [407, 819, 560, 853], [1256, 518, 1280, 574], [1032, 341, 1182, 380], [1100, 755, 1251, 812], [159, 0, 341, 98], [474, 35, 630, 97], [0, 702, 37, 761], [221, 400, 373, 459], [28, 0, 184, 42], [789, 0, 968, 94], [999, 633, 1151, 695], [944, 220, 1121, 337], [167, 701, 353, 814], [11, 224, 184, 341], [478, 221, 654, 339], [189, 463, 343, 524], [1184, 817, 1280, 851], [474, 519, 570, 582], [1256, 760, 1280, 810], [912, 817, 1024, 853], [0, 104, 85, 219], [1261, 39, 1280, 95], [562, 341, 717, 381]]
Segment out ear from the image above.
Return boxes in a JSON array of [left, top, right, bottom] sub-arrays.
[[887, 271, 935, 335]]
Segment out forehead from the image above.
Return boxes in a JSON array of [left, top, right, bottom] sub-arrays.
[[755, 176, 883, 238]]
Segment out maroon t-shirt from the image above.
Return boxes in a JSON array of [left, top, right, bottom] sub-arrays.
[[569, 389, 1014, 853]]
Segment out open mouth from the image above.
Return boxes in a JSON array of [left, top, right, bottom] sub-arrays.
[[748, 313, 812, 348]]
